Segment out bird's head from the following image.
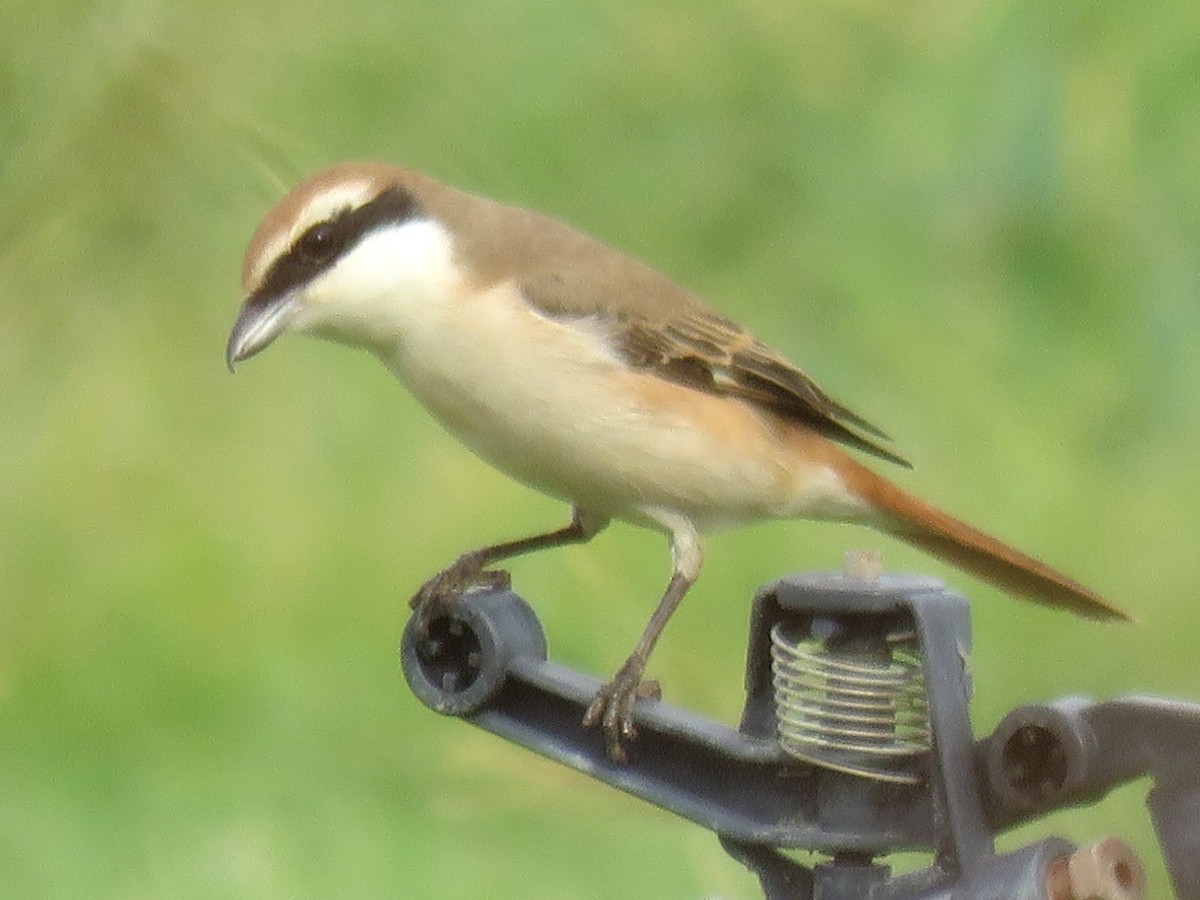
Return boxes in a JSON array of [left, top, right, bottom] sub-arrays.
[[225, 162, 459, 369]]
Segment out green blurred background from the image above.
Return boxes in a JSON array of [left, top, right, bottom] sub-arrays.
[[2, 0, 1198, 896]]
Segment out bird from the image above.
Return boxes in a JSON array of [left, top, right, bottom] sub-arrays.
[[226, 161, 1129, 760]]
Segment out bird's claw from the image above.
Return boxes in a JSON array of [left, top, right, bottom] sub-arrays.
[[582, 658, 658, 762], [410, 556, 511, 635]]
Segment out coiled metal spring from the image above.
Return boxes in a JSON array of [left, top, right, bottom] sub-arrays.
[[770, 620, 931, 783]]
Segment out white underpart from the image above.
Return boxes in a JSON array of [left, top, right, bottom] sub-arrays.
[[291, 217, 867, 540]]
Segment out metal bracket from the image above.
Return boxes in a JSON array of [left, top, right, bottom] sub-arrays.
[[400, 574, 1196, 898]]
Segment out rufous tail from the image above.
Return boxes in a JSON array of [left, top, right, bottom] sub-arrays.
[[845, 461, 1130, 622]]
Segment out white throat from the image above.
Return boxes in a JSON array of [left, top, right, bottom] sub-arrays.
[[293, 217, 463, 354]]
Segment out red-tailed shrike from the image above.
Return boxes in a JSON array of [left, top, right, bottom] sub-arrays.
[[227, 163, 1127, 759]]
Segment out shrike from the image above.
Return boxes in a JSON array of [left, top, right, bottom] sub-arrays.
[[226, 162, 1127, 759]]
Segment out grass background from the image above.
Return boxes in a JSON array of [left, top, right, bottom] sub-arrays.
[[3, 0, 1199, 896]]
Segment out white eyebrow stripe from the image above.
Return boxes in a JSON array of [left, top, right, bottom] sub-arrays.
[[248, 234, 290, 290], [246, 181, 379, 290]]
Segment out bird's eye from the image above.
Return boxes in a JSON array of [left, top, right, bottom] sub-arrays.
[[295, 221, 339, 262]]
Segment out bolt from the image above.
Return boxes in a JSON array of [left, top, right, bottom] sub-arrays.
[[1046, 837, 1146, 900], [843, 548, 883, 580]]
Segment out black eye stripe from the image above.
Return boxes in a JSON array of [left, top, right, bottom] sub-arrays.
[[247, 185, 420, 309], [295, 220, 343, 262]]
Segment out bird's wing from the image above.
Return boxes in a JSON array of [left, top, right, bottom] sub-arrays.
[[521, 263, 909, 468], [616, 311, 910, 467]]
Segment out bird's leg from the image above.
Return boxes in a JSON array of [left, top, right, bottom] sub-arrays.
[[583, 520, 702, 762], [411, 506, 609, 632]]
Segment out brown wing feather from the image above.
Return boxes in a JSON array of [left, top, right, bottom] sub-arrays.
[[618, 313, 910, 467]]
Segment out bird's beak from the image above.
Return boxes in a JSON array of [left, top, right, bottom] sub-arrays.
[[225, 290, 301, 371]]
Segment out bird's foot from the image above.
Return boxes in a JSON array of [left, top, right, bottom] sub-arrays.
[[582, 657, 661, 762], [410, 554, 511, 635]]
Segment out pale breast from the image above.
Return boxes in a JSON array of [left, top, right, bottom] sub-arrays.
[[380, 279, 863, 532]]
